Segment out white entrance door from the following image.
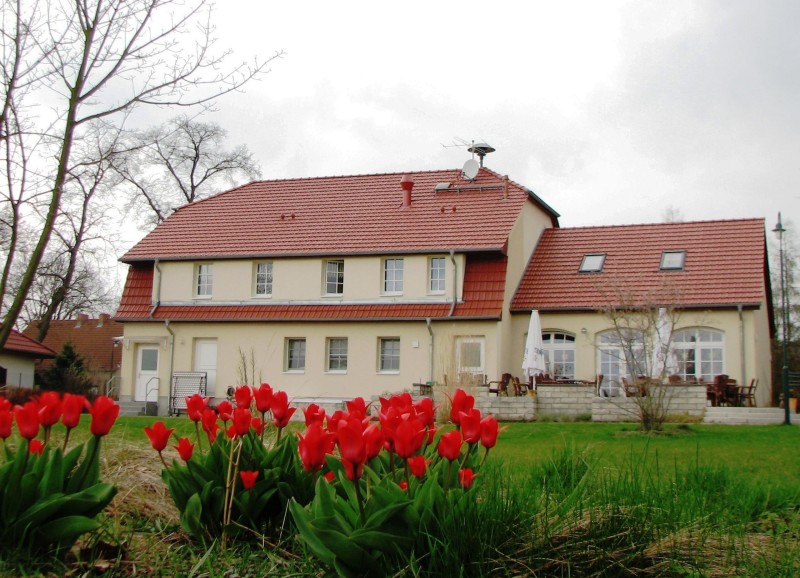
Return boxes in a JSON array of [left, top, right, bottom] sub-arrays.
[[135, 346, 160, 402], [194, 339, 218, 397]]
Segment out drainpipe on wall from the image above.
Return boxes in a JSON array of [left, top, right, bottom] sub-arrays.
[[149, 259, 162, 318], [738, 304, 746, 384], [426, 318, 434, 383], [448, 250, 457, 317]]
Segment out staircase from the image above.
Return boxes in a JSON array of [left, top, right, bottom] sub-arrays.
[[117, 401, 158, 417], [703, 406, 799, 425]]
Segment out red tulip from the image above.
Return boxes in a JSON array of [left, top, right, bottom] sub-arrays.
[[363, 423, 384, 460], [337, 417, 366, 480], [270, 391, 296, 428], [61, 393, 86, 429], [240, 470, 259, 489], [38, 391, 62, 427], [437, 429, 463, 462], [408, 455, 429, 478], [201, 408, 220, 443], [323, 471, 335, 483], [251, 417, 265, 436], [459, 468, 477, 489], [144, 420, 174, 452], [393, 416, 426, 458], [234, 385, 252, 409], [216, 400, 233, 422], [345, 397, 369, 420], [254, 383, 273, 413], [232, 407, 252, 437], [90, 396, 119, 436], [298, 422, 336, 473], [413, 396, 436, 428], [303, 403, 326, 427], [186, 394, 208, 422], [449, 389, 474, 427], [29, 439, 45, 455], [460, 408, 482, 445], [480, 415, 500, 449], [399, 480, 409, 491], [175, 437, 195, 461], [0, 397, 9, 411], [0, 409, 11, 440], [14, 402, 40, 440]]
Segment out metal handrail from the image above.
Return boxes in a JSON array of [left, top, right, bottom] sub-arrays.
[[105, 375, 118, 399], [145, 377, 160, 402]]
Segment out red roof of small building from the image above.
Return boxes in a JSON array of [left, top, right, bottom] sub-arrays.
[[115, 254, 507, 322], [3, 329, 56, 358], [512, 218, 769, 311], [23, 315, 123, 371], [121, 168, 559, 262]]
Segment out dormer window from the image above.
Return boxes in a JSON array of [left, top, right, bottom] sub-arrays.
[[579, 253, 606, 273], [660, 250, 686, 271]]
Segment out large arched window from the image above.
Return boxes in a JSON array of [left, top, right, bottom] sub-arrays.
[[596, 330, 646, 394], [672, 328, 724, 382], [541, 331, 576, 379]]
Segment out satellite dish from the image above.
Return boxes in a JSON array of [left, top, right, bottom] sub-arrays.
[[462, 158, 479, 180]]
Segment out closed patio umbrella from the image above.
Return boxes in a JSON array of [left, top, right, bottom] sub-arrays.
[[522, 310, 546, 390]]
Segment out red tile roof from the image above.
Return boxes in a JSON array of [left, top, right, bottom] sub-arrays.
[[3, 329, 56, 358], [23, 315, 123, 372], [121, 168, 559, 262], [512, 219, 769, 311], [115, 255, 507, 322]]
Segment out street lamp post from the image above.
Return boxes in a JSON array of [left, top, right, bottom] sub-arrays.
[[773, 213, 790, 425]]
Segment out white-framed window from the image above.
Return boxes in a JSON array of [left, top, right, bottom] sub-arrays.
[[660, 250, 687, 271], [254, 262, 273, 296], [596, 330, 646, 393], [383, 258, 404, 293], [429, 256, 446, 293], [195, 263, 213, 298], [325, 260, 344, 295], [326, 337, 348, 372], [456, 336, 485, 374], [378, 337, 400, 372], [672, 328, 724, 382], [285, 338, 306, 372], [542, 331, 576, 379]]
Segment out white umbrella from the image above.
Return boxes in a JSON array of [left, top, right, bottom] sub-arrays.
[[522, 310, 547, 390]]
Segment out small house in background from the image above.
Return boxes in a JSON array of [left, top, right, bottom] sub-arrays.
[[23, 314, 124, 395], [0, 329, 56, 388]]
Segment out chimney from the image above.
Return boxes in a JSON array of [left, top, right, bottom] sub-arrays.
[[400, 174, 414, 207], [98, 313, 109, 327], [75, 313, 89, 328]]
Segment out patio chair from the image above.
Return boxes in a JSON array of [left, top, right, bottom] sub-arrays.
[[512, 376, 527, 396], [738, 378, 758, 407]]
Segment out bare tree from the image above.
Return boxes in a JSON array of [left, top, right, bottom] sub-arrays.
[[0, 0, 280, 347], [117, 115, 261, 228]]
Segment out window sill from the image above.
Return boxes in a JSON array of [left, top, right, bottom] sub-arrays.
[[326, 370, 348, 375], [283, 370, 305, 374], [193, 295, 213, 300], [377, 371, 400, 375]]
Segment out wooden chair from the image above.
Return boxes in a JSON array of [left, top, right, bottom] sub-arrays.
[[708, 374, 729, 406], [738, 378, 758, 407], [512, 376, 527, 396]]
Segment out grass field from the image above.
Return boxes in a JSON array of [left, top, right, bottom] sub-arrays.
[[2, 417, 799, 577]]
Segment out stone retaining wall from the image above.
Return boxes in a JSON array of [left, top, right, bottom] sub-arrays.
[[536, 385, 595, 418], [592, 385, 707, 422]]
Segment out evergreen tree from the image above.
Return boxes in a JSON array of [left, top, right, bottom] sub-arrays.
[[42, 342, 95, 395]]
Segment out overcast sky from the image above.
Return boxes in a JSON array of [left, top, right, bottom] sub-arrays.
[[139, 0, 799, 235]]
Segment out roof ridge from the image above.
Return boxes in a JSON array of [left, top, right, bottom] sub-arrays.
[[552, 217, 765, 232]]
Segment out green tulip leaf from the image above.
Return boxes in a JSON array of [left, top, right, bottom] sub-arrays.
[[36, 514, 100, 549]]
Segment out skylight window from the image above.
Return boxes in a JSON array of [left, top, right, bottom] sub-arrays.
[[579, 253, 606, 273], [660, 250, 686, 271]]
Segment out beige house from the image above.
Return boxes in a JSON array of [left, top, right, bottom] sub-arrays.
[[114, 167, 774, 413], [0, 329, 56, 388]]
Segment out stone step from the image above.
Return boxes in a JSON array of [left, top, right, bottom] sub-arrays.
[[117, 401, 158, 417]]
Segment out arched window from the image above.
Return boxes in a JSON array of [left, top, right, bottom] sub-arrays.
[[541, 331, 576, 379], [672, 328, 724, 382], [596, 329, 646, 395]]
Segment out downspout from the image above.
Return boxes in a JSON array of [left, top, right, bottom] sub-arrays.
[[426, 318, 434, 383], [149, 259, 162, 318], [738, 304, 746, 384], [448, 250, 457, 317], [152, 259, 174, 414]]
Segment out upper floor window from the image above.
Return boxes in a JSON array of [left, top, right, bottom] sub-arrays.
[[325, 260, 344, 295], [542, 331, 576, 379], [378, 337, 400, 372], [383, 258, 404, 293], [672, 328, 724, 382], [254, 262, 273, 296], [579, 253, 606, 273], [195, 264, 213, 297], [660, 250, 686, 271], [429, 256, 446, 293], [327, 337, 348, 372], [285, 338, 306, 372]]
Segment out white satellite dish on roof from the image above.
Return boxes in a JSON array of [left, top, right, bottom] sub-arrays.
[[462, 158, 479, 180]]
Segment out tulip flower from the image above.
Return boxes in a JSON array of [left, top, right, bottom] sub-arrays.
[[251, 417, 265, 437], [408, 455, 429, 478], [234, 385, 252, 409], [175, 437, 195, 462], [29, 439, 45, 455], [186, 394, 208, 422], [0, 397, 9, 412], [254, 382, 273, 414], [144, 421, 175, 452], [345, 397, 368, 420], [392, 416, 426, 459], [399, 480, 408, 491], [298, 422, 336, 473], [459, 408, 482, 445], [201, 408, 220, 444], [61, 393, 86, 429], [323, 471, 335, 483], [89, 396, 119, 437], [413, 396, 436, 428], [437, 429, 463, 462], [480, 415, 500, 449], [337, 417, 366, 481], [303, 403, 326, 427], [240, 470, 259, 490], [459, 468, 477, 490], [449, 389, 474, 427], [271, 391, 296, 431], [216, 400, 233, 422], [231, 407, 252, 437], [14, 402, 40, 441], [38, 391, 62, 428], [363, 423, 384, 461], [0, 408, 11, 440]]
